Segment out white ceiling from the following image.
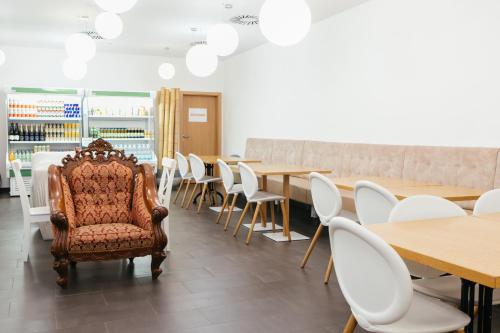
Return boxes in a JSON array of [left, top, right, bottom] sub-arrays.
[[0, 0, 368, 58]]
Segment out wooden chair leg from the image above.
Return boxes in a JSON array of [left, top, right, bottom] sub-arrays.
[[246, 203, 262, 245], [186, 183, 199, 209], [323, 255, 334, 284], [181, 181, 192, 208], [300, 223, 324, 268], [270, 202, 276, 232], [279, 200, 291, 242], [233, 202, 251, 237], [197, 183, 208, 213], [216, 193, 229, 224], [224, 193, 239, 231], [343, 314, 357, 333], [173, 179, 184, 204]]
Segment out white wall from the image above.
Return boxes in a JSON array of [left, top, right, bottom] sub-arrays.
[[0, 45, 224, 187], [222, 0, 500, 156]]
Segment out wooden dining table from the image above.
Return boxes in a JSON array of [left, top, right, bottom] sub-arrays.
[[248, 163, 331, 241], [331, 176, 483, 201], [367, 215, 500, 333]]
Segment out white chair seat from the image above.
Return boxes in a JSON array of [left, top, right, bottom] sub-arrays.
[[29, 206, 50, 223], [198, 176, 221, 184], [182, 172, 193, 180], [247, 191, 285, 203], [413, 275, 500, 305], [365, 292, 470, 333], [227, 183, 244, 194]]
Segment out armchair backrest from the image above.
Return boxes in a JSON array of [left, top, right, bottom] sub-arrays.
[[58, 139, 140, 227]]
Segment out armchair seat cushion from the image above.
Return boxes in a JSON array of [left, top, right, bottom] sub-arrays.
[[69, 223, 154, 255]]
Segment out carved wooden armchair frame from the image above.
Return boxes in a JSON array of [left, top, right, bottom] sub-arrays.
[[48, 139, 168, 288]]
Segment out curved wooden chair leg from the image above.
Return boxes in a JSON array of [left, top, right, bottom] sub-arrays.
[[233, 202, 250, 237], [246, 203, 262, 245], [300, 223, 324, 268], [180, 180, 191, 207], [173, 179, 184, 204], [343, 314, 357, 333], [270, 202, 276, 232], [216, 193, 229, 224], [323, 255, 334, 284], [185, 183, 199, 209], [197, 183, 208, 213], [224, 193, 239, 231]]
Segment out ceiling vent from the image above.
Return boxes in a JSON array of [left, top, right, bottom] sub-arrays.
[[81, 30, 103, 40], [230, 15, 259, 26]]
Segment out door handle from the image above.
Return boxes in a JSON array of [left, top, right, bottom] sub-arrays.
[[182, 135, 190, 139]]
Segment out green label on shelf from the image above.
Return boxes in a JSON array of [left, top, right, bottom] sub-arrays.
[[91, 90, 151, 97], [11, 87, 79, 95], [9, 169, 31, 177]]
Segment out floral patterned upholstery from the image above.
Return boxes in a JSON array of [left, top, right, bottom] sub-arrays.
[[69, 223, 153, 256], [132, 173, 153, 231], [69, 161, 133, 226]]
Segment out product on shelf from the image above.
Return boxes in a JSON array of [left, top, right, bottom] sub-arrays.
[[7, 97, 81, 119], [114, 143, 154, 161], [9, 145, 52, 162], [89, 127, 151, 139], [8, 122, 80, 142], [89, 104, 152, 117]]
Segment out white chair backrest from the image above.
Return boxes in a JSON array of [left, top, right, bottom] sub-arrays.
[[188, 154, 206, 182], [473, 189, 500, 215], [217, 159, 234, 192], [309, 172, 342, 225], [355, 181, 399, 226], [175, 152, 190, 178], [330, 217, 413, 327], [31, 151, 69, 169], [388, 195, 465, 278], [389, 195, 466, 223], [11, 160, 31, 219], [158, 157, 177, 208], [238, 162, 259, 199]]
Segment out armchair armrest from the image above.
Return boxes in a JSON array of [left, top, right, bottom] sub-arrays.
[[133, 164, 168, 251], [48, 165, 70, 231]]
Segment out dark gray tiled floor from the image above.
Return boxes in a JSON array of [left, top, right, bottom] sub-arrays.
[[1, 193, 499, 332]]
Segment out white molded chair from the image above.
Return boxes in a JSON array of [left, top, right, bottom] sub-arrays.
[[216, 159, 244, 230], [355, 180, 399, 226], [400, 194, 500, 306], [174, 152, 194, 208], [158, 157, 176, 251], [11, 159, 50, 262], [300, 172, 342, 284], [329, 216, 470, 333], [389, 195, 465, 279], [233, 162, 288, 245], [473, 189, 500, 215], [187, 153, 221, 213]]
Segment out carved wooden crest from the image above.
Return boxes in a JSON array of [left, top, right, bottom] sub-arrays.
[[60, 138, 139, 183]]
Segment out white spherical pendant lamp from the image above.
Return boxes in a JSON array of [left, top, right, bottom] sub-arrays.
[[158, 63, 175, 80], [94, 0, 138, 14], [95, 12, 123, 40], [65, 33, 96, 62], [0, 49, 5, 66], [62, 58, 87, 81], [186, 44, 218, 78], [259, 0, 311, 47], [207, 23, 239, 56]]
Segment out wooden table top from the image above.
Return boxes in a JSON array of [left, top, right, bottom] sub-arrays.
[[367, 215, 500, 288], [197, 155, 261, 165], [331, 176, 483, 201], [246, 163, 332, 176]]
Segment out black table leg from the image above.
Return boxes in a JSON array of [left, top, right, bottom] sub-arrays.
[[192, 162, 223, 206], [477, 285, 493, 333], [460, 278, 476, 333]]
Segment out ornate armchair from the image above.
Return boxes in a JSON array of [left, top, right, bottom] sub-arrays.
[[48, 139, 168, 288]]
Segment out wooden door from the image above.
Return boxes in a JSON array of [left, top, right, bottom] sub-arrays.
[[180, 92, 221, 155]]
